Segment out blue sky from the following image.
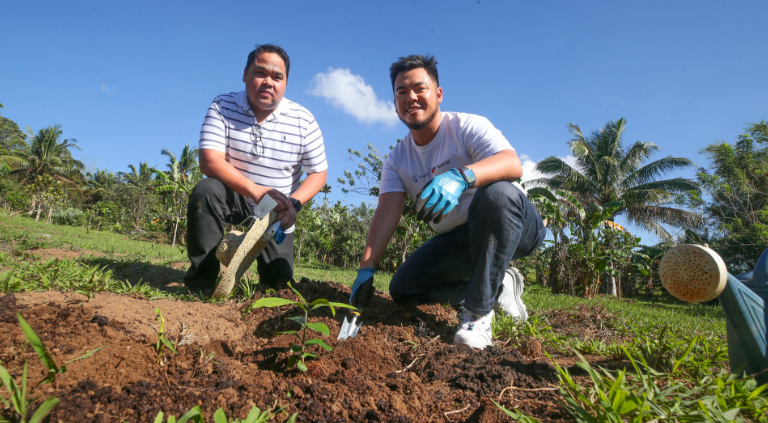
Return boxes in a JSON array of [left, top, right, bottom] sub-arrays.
[[2, 0, 767, 244]]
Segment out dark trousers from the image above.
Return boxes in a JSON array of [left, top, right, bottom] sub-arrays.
[[389, 182, 546, 315], [183, 178, 294, 290]]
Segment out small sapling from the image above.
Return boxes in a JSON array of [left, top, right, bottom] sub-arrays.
[[154, 307, 178, 364], [248, 282, 355, 372]]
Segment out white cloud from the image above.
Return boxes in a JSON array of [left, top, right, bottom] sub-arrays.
[[519, 153, 579, 183], [310, 68, 398, 127], [100, 84, 117, 93]]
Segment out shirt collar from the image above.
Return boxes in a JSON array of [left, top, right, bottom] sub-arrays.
[[236, 90, 289, 124]]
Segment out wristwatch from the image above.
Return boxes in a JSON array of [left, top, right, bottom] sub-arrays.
[[458, 167, 477, 189], [289, 197, 303, 213]]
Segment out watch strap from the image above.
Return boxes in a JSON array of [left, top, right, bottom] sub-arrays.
[[289, 197, 303, 213]]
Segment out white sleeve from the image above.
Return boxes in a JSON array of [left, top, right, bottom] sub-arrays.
[[460, 114, 514, 161], [379, 154, 406, 195], [199, 101, 227, 153], [301, 118, 328, 173]]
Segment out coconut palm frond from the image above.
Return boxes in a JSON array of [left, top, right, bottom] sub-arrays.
[[622, 157, 697, 188], [625, 204, 700, 231], [626, 178, 700, 197], [625, 212, 675, 243], [621, 141, 660, 172]]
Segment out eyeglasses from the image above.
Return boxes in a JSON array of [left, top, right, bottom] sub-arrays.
[[250, 124, 264, 159]]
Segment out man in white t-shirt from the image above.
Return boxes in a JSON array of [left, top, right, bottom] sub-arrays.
[[184, 44, 328, 296], [350, 55, 545, 349]]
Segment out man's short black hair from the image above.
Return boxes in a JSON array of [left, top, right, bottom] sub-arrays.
[[389, 55, 439, 91], [245, 44, 291, 77]]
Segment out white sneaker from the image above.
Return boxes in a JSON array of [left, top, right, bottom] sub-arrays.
[[453, 309, 494, 349], [495, 267, 528, 321]]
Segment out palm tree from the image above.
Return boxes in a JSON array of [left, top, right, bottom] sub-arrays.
[[161, 144, 199, 183], [320, 184, 332, 200], [1, 124, 84, 187], [529, 118, 699, 242], [119, 162, 156, 187], [84, 169, 118, 201], [1, 125, 84, 218]]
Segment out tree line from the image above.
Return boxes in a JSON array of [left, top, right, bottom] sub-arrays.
[[1, 104, 765, 298]]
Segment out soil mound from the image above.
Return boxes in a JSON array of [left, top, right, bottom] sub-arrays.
[[0, 280, 567, 422]]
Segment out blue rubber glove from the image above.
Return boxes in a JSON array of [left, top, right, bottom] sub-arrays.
[[273, 224, 286, 245], [413, 168, 468, 224], [350, 268, 374, 304]]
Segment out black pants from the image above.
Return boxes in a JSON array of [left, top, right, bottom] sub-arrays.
[[389, 182, 545, 315], [183, 178, 294, 290]]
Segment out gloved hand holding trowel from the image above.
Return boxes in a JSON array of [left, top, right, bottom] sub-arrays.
[[337, 268, 376, 340]]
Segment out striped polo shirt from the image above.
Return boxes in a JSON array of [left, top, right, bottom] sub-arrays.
[[199, 90, 328, 210]]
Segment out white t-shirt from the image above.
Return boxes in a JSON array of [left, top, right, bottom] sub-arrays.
[[380, 111, 524, 233]]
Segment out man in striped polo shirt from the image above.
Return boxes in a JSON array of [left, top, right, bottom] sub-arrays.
[[184, 44, 328, 295]]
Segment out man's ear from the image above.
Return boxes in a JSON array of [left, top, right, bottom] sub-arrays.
[[436, 87, 443, 104], [242, 66, 249, 83]]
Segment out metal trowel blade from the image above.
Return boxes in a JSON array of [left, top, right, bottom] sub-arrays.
[[337, 315, 362, 340], [251, 195, 278, 219]]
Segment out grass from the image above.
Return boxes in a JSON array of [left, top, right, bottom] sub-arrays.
[[521, 284, 726, 335], [2, 213, 766, 422]]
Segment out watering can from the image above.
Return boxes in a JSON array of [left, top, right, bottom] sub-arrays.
[[659, 244, 768, 386]]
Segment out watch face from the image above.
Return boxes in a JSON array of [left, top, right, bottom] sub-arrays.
[[464, 168, 476, 183]]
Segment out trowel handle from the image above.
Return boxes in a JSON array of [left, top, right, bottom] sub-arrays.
[[351, 276, 375, 312]]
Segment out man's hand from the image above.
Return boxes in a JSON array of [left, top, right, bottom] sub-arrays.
[[414, 168, 468, 224], [275, 202, 298, 229], [350, 268, 374, 305], [250, 185, 292, 213]]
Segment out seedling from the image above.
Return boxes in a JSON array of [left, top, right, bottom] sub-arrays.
[[248, 281, 355, 372], [152, 404, 297, 423], [0, 361, 60, 423], [154, 307, 178, 364], [0, 315, 63, 423], [17, 313, 66, 385]]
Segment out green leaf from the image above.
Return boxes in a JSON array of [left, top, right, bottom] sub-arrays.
[[296, 361, 308, 372], [248, 297, 296, 309], [17, 313, 64, 383], [286, 412, 298, 423], [153, 411, 164, 423], [287, 356, 299, 368], [305, 339, 333, 351], [287, 281, 306, 305], [286, 316, 306, 325], [290, 344, 303, 353], [721, 408, 741, 420], [243, 406, 262, 423], [29, 396, 60, 423], [306, 322, 330, 336], [327, 302, 358, 310], [66, 346, 105, 363], [160, 337, 177, 354], [276, 330, 298, 336], [176, 406, 204, 423], [308, 299, 330, 308], [213, 408, 227, 423]]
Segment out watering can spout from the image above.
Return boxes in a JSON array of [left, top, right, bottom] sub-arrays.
[[660, 244, 768, 386], [753, 247, 768, 284]]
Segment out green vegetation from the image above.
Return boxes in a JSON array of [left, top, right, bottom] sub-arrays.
[[248, 282, 355, 372], [151, 404, 297, 423], [684, 121, 768, 273], [531, 118, 699, 242], [0, 316, 62, 423], [154, 308, 178, 364]]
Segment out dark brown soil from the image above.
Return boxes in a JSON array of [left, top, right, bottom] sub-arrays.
[[0, 280, 573, 422]]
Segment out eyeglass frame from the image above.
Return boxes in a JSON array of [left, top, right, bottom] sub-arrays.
[[250, 124, 264, 159]]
